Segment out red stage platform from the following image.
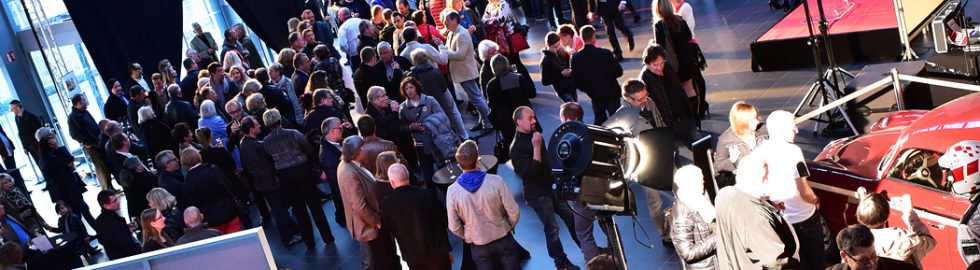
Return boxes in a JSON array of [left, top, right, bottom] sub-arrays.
[[751, 0, 904, 71]]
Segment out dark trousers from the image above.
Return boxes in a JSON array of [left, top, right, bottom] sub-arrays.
[[278, 164, 333, 246], [570, 0, 590, 27], [597, 1, 633, 57], [325, 175, 346, 225], [360, 232, 402, 270], [406, 253, 451, 270], [2, 156, 29, 202], [262, 188, 296, 242], [526, 192, 579, 265], [471, 234, 522, 270], [592, 98, 619, 125], [545, 0, 568, 28], [793, 212, 826, 270]]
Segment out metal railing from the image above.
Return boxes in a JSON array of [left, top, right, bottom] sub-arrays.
[[795, 69, 980, 125]]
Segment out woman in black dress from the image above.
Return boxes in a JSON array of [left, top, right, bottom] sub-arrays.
[[654, 0, 698, 110]]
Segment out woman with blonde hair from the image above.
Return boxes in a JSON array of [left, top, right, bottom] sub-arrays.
[[140, 208, 174, 252], [147, 188, 185, 240], [228, 65, 250, 89], [712, 101, 766, 187]]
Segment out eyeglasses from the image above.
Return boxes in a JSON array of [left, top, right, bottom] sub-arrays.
[[845, 251, 877, 265]]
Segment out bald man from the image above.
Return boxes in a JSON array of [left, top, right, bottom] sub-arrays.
[[176, 206, 223, 245], [380, 164, 451, 269]]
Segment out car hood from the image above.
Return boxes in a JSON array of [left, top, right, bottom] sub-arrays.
[[816, 128, 904, 179]]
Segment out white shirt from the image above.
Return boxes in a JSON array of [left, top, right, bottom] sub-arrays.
[[755, 139, 815, 224], [338, 18, 365, 57]]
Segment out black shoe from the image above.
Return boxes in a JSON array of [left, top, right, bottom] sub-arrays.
[[615, 54, 625, 62], [285, 236, 303, 247], [662, 239, 674, 249], [633, 14, 640, 23], [322, 235, 335, 244], [469, 123, 483, 131], [557, 261, 581, 270], [627, 36, 635, 51]]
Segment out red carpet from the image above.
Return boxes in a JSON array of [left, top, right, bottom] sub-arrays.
[[757, 0, 898, 42]]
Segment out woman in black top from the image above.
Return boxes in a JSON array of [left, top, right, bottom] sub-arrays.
[[539, 32, 576, 103], [654, 0, 697, 106], [485, 54, 535, 154], [140, 208, 174, 252], [38, 128, 96, 226]]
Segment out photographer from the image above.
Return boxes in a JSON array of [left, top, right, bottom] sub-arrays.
[[855, 190, 936, 268]]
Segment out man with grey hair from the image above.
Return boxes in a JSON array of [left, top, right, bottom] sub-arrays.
[[440, 11, 492, 132], [338, 135, 401, 269], [715, 152, 800, 269], [235, 79, 262, 107], [365, 86, 420, 176], [319, 117, 346, 225], [354, 47, 399, 108], [262, 109, 334, 248], [478, 40, 500, 90], [176, 206, 223, 245], [155, 150, 189, 210], [190, 22, 218, 65], [399, 27, 447, 64], [381, 163, 451, 269], [447, 140, 522, 270], [377, 41, 410, 98], [408, 49, 466, 138], [245, 93, 267, 117]]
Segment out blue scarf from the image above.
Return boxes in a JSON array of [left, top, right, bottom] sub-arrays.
[[457, 170, 487, 193]]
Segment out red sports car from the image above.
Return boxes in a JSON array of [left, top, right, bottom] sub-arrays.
[[807, 92, 980, 269]]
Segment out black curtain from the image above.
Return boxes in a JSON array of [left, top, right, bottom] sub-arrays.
[[64, 0, 183, 87], [225, 0, 306, 52]]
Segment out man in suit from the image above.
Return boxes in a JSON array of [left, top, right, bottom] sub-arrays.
[[103, 79, 129, 122], [123, 63, 149, 93], [381, 163, 451, 269], [239, 116, 301, 246], [337, 135, 400, 270], [93, 190, 140, 260], [179, 58, 201, 102], [355, 115, 398, 176], [440, 11, 491, 132], [190, 23, 219, 65], [587, 0, 634, 60], [68, 94, 116, 192], [291, 53, 312, 99], [165, 85, 200, 130], [318, 117, 346, 226], [571, 25, 624, 125], [354, 47, 399, 108], [10, 100, 43, 171]]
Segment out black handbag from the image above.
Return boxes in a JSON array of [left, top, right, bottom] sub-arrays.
[[689, 42, 707, 71], [493, 131, 510, 164], [210, 165, 250, 217]]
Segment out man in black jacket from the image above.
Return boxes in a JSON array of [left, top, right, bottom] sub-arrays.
[[354, 47, 397, 108], [68, 94, 116, 192], [260, 73, 297, 129], [155, 150, 188, 210], [127, 85, 148, 139], [639, 44, 698, 145], [291, 53, 312, 99], [10, 100, 43, 169], [303, 90, 346, 139], [365, 87, 420, 178], [179, 58, 201, 102], [93, 190, 140, 260], [509, 106, 581, 270], [319, 117, 346, 226], [571, 26, 623, 125], [381, 163, 450, 269], [103, 79, 129, 122], [587, 0, 634, 60], [240, 117, 301, 246], [165, 85, 199, 130]]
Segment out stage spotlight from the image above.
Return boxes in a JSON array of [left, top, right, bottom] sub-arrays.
[[548, 121, 676, 213]]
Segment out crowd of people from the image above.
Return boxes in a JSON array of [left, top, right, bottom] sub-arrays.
[[0, 0, 950, 269]]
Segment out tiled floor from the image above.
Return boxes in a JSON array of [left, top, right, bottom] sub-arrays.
[[34, 0, 971, 268]]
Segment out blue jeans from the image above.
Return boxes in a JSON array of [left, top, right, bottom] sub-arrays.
[[458, 79, 492, 129], [525, 193, 577, 266], [470, 234, 522, 270], [433, 90, 468, 139]]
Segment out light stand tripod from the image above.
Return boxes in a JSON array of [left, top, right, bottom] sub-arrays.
[[792, 0, 860, 136]]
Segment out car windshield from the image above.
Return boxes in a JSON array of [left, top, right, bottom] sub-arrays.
[[887, 148, 948, 192]]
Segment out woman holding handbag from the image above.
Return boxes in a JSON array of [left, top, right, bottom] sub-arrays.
[[654, 0, 699, 112], [485, 54, 535, 163], [483, 0, 532, 81]]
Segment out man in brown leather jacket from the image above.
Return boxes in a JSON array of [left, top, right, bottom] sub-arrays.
[[356, 115, 399, 175]]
